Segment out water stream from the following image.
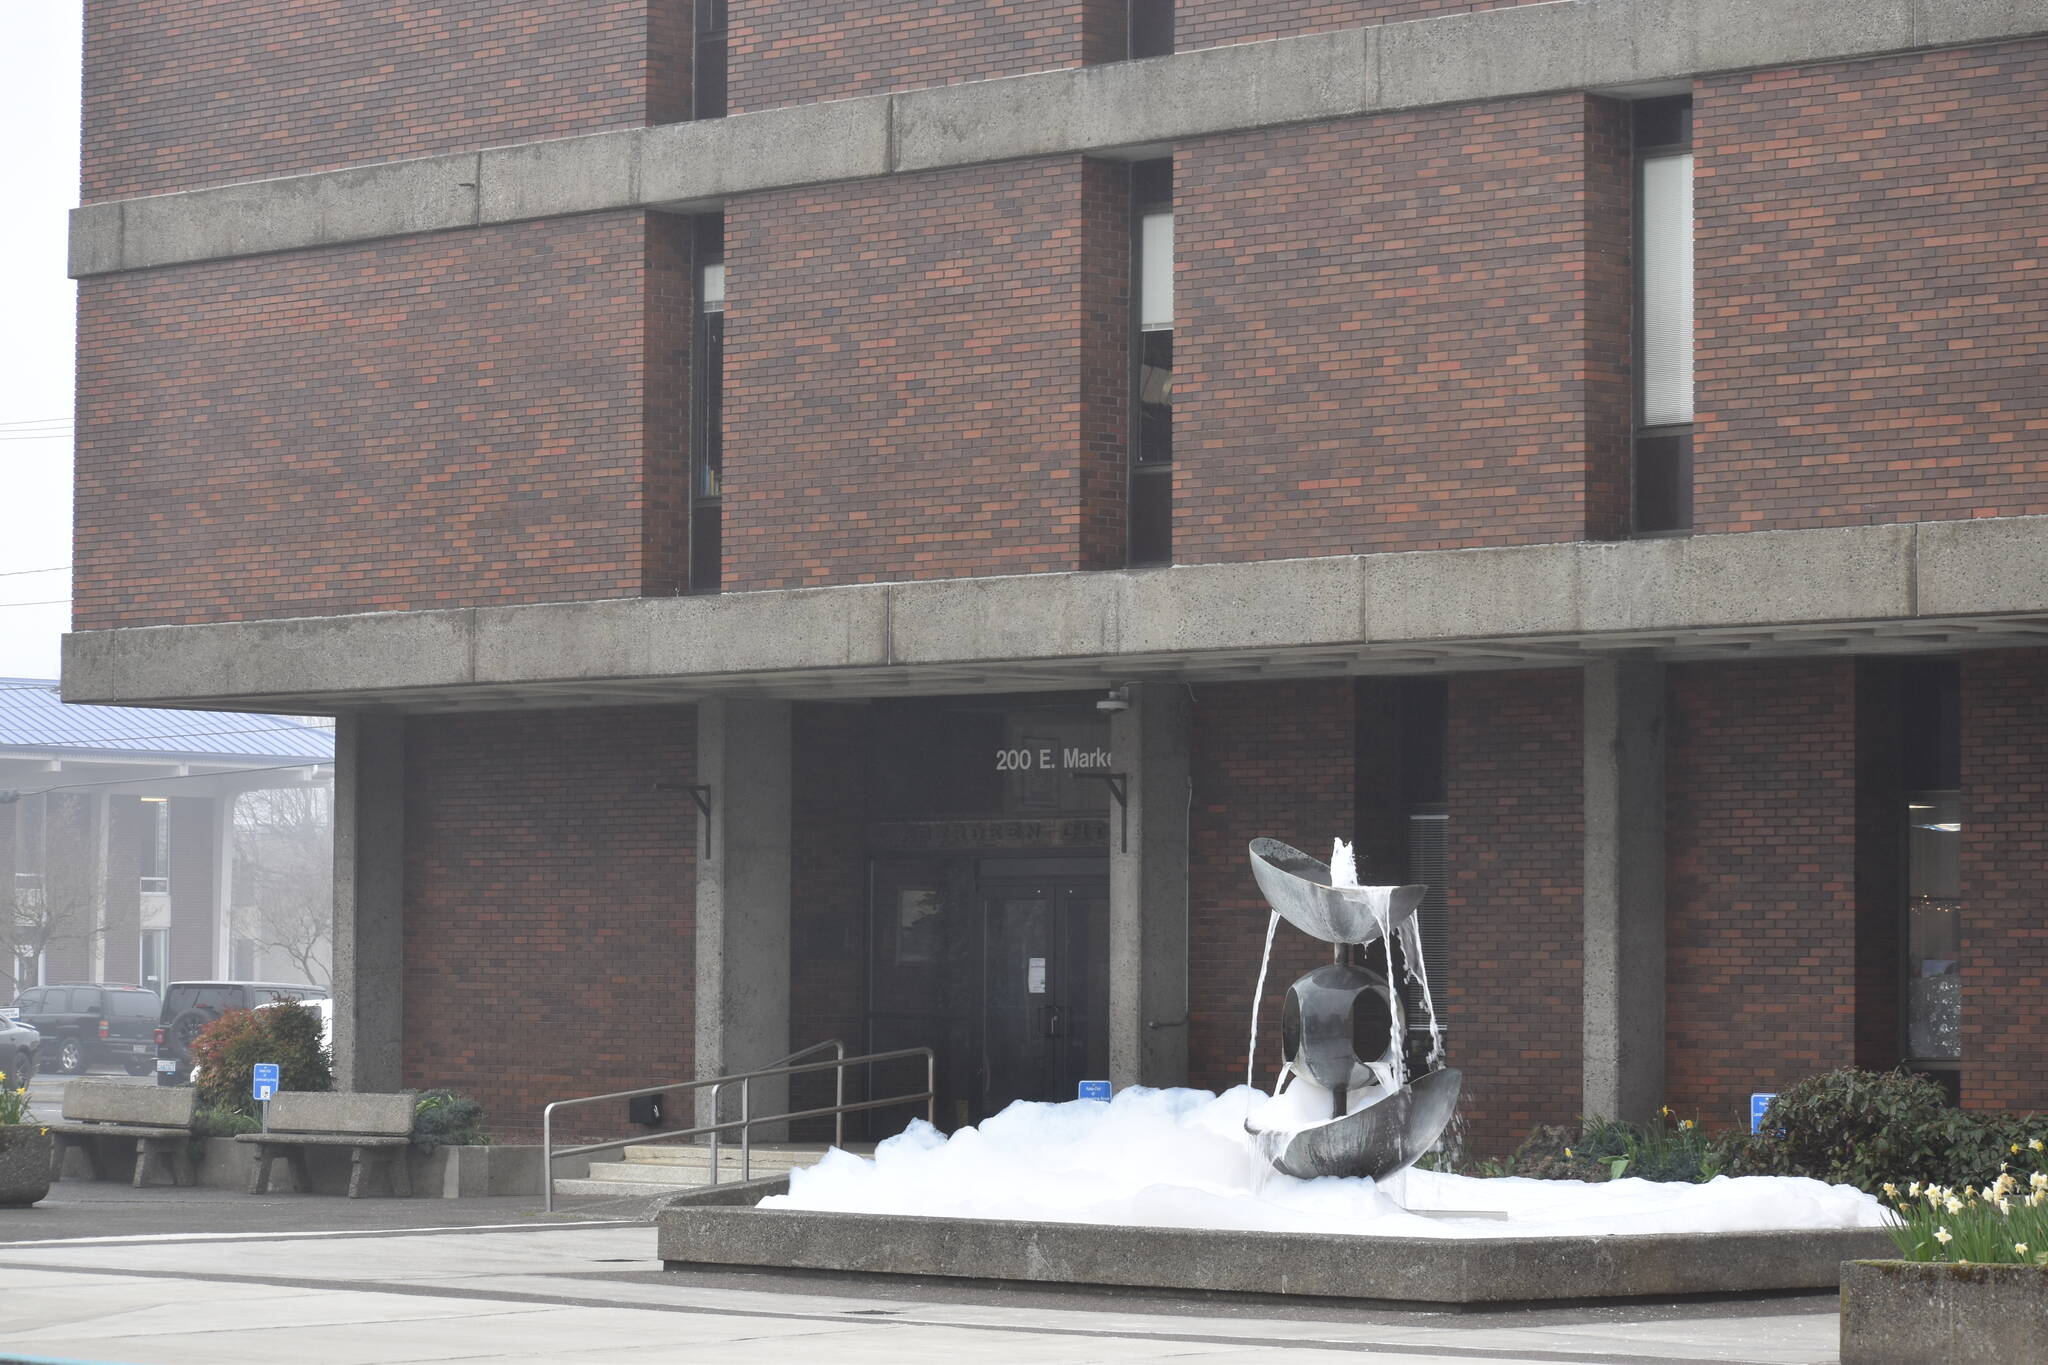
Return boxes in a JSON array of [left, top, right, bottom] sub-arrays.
[[1245, 909, 1281, 1092]]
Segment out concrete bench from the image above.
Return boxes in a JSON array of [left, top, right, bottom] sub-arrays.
[[48, 1081, 198, 1188], [237, 1091, 417, 1198]]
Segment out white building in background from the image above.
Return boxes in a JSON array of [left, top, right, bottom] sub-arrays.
[[0, 679, 332, 998]]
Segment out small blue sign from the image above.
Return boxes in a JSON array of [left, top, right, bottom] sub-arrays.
[[253, 1062, 280, 1103], [1077, 1080, 1111, 1102], [1750, 1092, 1777, 1135]]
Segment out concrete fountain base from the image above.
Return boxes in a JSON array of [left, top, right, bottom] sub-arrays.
[[656, 1205, 1893, 1306]]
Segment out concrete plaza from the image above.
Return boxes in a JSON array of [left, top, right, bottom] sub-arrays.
[[0, 1183, 1853, 1365]]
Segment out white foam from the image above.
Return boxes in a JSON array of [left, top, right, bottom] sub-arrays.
[[765, 1087, 1889, 1240]]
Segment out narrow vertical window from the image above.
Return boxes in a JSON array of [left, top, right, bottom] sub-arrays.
[[691, 216, 725, 593], [1633, 96, 1693, 534], [1129, 0, 1174, 59], [1130, 160, 1173, 567], [694, 0, 727, 120], [1902, 660, 1962, 1077]]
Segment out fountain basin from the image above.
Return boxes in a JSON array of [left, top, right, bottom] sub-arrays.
[[657, 1204, 1893, 1305], [1250, 1067, 1463, 1181]]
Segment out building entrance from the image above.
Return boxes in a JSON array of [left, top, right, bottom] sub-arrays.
[[867, 854, 1109, 1129], [853, 694, 1115, 1131], [980, 874, 1110, 1115]]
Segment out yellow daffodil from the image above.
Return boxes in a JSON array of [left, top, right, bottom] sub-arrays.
[[1564, 1148, 1573, 1157], [2013, 1143, 2023, 1155], [2018, 1244, 2031, 1257], [1935, 1227, 1953, 1245], [1882, 1182, 1899, 1199], [2030, 1139, 2043, 1152], [1661, 1106, 1673, 1119], [1679, 1118, 1695, 1131]]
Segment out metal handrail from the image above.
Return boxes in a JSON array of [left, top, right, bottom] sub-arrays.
[[708, 1039, 845, 1183], [541, 1045, 935, 1212]]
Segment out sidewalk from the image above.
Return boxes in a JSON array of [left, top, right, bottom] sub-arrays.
[[0, 1184, 1849, 1365]]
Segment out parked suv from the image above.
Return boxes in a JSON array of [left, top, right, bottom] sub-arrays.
[[13, 983, 162, 1075], [0, 1014, 40, 1083], [156, 981, 330, 1084]]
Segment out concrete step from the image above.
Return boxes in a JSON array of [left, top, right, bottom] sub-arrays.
[[584, 1160, 809, 1186], [618, 1144, 831, 1170]]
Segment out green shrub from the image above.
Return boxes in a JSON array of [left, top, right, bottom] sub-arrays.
[[1725, 1068, 2048, 1194], [190, 1106, 263, 1138], [190, 1000, 333, 1117], [1501, 1112, 1722, 1183], [412, 1089, 489, 1149]]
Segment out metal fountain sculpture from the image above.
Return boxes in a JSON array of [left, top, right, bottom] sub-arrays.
[[1243, 838, 1463, 1181]]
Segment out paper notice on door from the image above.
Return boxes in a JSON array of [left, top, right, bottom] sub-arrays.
[[1027, 957, 1047, 994]]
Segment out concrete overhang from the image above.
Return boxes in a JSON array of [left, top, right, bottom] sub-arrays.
[[68, 0, 2048, 277], [59, 517, 2048, 715]]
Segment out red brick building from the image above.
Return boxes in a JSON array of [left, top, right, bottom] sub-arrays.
[[63, 0, 2048, 1158]]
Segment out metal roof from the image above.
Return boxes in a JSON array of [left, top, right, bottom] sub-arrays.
[[0, 679, 333, 764]]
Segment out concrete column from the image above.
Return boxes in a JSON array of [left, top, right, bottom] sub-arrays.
[[166, 797, 220, 982], [0, 798, 17, 995], [1108, 682, 1192, 1091], [333, 715, 406, 1092], [44, 794, 103, 985], [1581, 661, 1666, 1122], [102, 796, 146, 985], [693, 698, 793, 1135]]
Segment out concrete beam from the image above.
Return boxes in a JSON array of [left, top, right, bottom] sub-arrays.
[[694, 699, 793, 1135], [1581, 660, 1666, 1124], [1108, 683, 1191, 1090], [70, 0, 2048, 276], [332, 714, 405, 1092], [59, 516, 2048, 713]]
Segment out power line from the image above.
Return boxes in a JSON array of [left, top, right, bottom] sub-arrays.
[[0, 598, 69, 609], [0, 567, 68, 579], [3, 761, 331, 801], [0, 419, 73, 430]]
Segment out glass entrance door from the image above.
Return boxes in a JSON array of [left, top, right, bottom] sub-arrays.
[[980, 878, 1109, 1117]]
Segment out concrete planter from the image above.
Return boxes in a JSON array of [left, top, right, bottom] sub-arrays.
[[662, 1206, 1895, 1305], [0, 1125, 54, 1207], [1841, 1259, 2048, 1364]]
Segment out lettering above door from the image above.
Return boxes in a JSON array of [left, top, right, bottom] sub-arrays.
[[866, 818, 1111, 852]]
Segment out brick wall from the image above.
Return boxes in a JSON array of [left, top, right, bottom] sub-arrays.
[[1179, 1, 1542, 50], [1175, 97, 1621, 562], [1443, 670, 1582, 1159], [1961, 649, 2048, 1111], [1664, 662, 1858, 1128], [83, 0, 690, 201], [722, 158, 1126, 589], [1186, 680, 1356, 1094], [728, 1, 1123, 114], [74, 214, 689, 630], [403, 707, 694, 1141], [1695, 42, 2048, 531]]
